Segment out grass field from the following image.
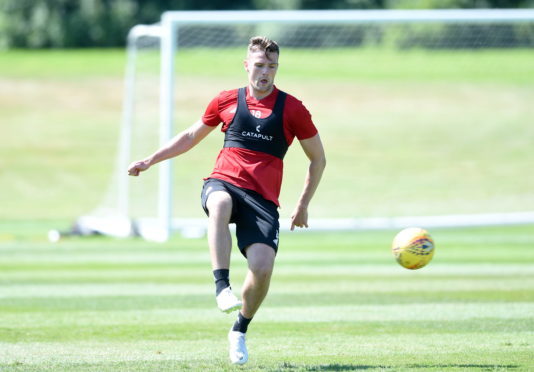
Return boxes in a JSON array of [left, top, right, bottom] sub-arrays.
[[1, 225, 533, 371]]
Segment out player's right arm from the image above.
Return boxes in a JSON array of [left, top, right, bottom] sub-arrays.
[[127, 119, 216, 176]]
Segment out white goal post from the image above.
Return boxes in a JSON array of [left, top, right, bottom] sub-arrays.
[[77, 9, 534, 241]]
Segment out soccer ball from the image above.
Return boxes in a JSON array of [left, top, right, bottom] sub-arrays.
[[391, 227, 435, 270]]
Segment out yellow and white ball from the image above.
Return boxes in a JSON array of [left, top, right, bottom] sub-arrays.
[[392, 227, 435, 270]]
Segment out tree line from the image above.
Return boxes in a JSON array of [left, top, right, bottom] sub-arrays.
[[0, 0, 531, 48]]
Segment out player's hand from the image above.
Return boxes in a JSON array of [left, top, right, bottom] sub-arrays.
[[290, 205, 309, 231], [127, 160, 150, 176]]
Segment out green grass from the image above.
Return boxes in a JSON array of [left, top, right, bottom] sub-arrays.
[[179, 48, 534, 84], [1, 48, 533, 222], [1, 225, 533, 371], [3, 48, 533, 83], [0, 49, 128, 79]]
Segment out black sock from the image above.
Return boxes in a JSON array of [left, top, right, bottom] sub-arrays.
[[213, 269, 230, 296], [232, 312, 252, 334]]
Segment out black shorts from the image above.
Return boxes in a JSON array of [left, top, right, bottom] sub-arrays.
[[201, 178, 280, 257]]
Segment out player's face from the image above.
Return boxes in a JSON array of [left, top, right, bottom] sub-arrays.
[[244, 50, 279, 98]]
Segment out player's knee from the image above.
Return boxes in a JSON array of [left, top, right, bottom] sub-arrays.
[[206, 191, 232, 218], [251, 262, 273, 279], [247, 244, 275, 280], [249, 266, 272, 288]]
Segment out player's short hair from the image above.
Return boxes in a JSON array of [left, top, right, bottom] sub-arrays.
[[248, 36, 279, 60]]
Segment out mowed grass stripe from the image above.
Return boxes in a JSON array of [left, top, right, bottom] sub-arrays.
[[2, 264, 534, 284], [0, 252, 211, 265], [3, 248, 533, 267], [1, 354, 531, 372], [1, 290, 531, 313], [2, 303, 533, 329], [4, 271, 534, 285], [1, 277, 533, 298], [0, 263, 514, 274], [3, 246, 534, 259], [1, 331, 532, 365], [2, 319, 533, 343]]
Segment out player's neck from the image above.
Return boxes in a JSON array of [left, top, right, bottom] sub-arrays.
[[248, 85, 274, 100]]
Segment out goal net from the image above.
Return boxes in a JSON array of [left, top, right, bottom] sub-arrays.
[[77, 9, 534, 241]]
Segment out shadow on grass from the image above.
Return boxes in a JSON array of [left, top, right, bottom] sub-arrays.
[[0, 361, 520, 372], [275, 362, 520, 371], [407, 365, 519, 370], [275, 363, 382, 371]]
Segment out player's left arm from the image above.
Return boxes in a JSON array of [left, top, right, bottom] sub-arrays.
[[290, 133, 326, 231]]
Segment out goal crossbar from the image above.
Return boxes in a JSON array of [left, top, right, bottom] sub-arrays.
[[162, 9, 534, 25]]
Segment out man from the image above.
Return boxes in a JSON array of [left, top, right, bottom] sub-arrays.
[[128, 36, 326, 365]]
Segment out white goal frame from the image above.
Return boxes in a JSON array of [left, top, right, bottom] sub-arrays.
[[99, 9, 534, 241]]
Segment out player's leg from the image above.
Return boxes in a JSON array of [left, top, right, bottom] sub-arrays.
[[229, 200, 278, 364], [205, 190, 233, 270], [229, 243, 275, 365], [202, 181, 242, 313], [241, 243, 276, 318], [224, 185, 279, 364]]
